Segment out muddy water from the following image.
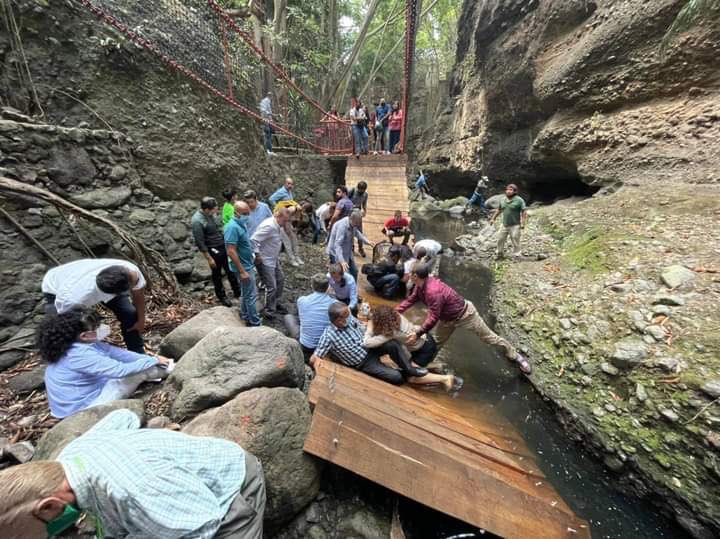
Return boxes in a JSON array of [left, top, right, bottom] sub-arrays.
[[399, 215, 690, 539]]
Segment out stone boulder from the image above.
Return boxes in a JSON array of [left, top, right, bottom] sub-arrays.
[[609, 339, 648, 370], [168, 326, 304, 419], [183, 387, 322, 529], [661, 265, 696, 289], [34, 400, 144, 461], [159, 306, 245, 359], [70, 186, 132, 209]]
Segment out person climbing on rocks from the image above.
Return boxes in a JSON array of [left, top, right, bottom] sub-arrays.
[[397, 262, 532, 375], [465, 176, 489, 213], [490, 183, 527, 258]]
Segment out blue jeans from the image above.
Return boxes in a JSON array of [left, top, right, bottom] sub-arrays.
[[237, 267, 261, 326], [375, 273, 401, 299], [353, 125, 368, 155], [263, 124, 273, 152], [468, 192, 485, 207]]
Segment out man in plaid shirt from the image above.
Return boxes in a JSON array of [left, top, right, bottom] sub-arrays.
[[0, 409, 265, 539], [310, 302, 427, 384]]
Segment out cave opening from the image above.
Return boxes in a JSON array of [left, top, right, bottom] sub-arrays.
[[525, 176, 601, 204]]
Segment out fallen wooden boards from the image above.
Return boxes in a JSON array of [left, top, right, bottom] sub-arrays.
[[345, 154, 410, 243], [305, 361, 591, 538]]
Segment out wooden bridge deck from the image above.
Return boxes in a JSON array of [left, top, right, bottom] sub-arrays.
[[344, 154, 410, 243]]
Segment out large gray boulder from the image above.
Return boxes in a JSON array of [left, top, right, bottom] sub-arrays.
[[34, 400, 144, 461], [183, 387, 322, 529], [169, 326, 304, 419], [70, 186, 132, 209], [661, 265, 696, 289], [159, 306, 245, 359]]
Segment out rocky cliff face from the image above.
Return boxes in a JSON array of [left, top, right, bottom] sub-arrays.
[[417, 0, 720, 199]]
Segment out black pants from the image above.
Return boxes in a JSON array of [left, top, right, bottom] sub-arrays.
[[301, 344, 315, 364], [338, 296, 359, 316], [410, 333, 438, 367], [209, 245, 241, 300], [359, 340, 417, 385], [44, 293, 144, 353]]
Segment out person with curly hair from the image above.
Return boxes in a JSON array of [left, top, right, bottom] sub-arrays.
[[38, 307, 171, 418], [363, 305, 463, 392]]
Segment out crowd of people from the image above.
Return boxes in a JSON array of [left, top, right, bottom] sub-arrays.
[[0, 169, 533, 537]]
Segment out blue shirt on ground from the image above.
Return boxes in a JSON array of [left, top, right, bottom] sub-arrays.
[[297, 292, 336, 348], [327, 272, 358, 309], [269, 186, 293, 207], [45, 342, 158, 418], [224, 216, 254, 273], [247, 201, 272, 238]]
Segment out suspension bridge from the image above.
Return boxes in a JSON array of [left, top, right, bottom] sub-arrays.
[[74, 1, 589, 536]]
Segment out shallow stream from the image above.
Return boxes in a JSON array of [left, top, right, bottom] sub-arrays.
[[398, 215, 690, 539]]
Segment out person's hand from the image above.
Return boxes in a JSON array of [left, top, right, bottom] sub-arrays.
[[207, 257, 216, 269], [362, 210, 367, 217], [406, 333, 418, 346], [129, 318, 146, 333], [341, 262, 349, 273], [155, 356, 170, 367], [240, 271, 251, 281]]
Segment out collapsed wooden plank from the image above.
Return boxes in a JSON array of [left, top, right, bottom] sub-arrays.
[[305, 396, 590, 539]]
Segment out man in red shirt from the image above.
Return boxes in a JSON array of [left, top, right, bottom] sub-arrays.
[[397, 262, 531, 374], [383, 210, 412, 245]]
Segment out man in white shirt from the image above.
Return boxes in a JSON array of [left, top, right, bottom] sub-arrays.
[[251, 208, 291, 318], [41, 259, 147, 353]]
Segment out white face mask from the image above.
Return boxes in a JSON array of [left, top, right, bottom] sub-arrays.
[[95, 324, 111, 341]]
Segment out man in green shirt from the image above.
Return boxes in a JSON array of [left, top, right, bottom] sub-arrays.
[[490, 184, 527, 258], [222, 187, 237, 227]]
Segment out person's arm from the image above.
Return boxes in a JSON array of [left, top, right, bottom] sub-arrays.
[[328, 206, 343, 229], [363, 321, 392, 348], [227, 244, 251, 281], [129, 284, 146, 333], [521, 207, 528, 228], [96, 342, 163, 365], [69, 344, 158, 379], [310, 330, 333, 369], [348, 275, 358, 310], [489, 207, 501, 224], [354, 227, 373, 247], [251, 223, 268, 265], [396, 284, 419, 313]]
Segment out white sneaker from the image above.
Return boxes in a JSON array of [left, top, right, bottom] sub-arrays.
[[296, 258, 305, 266], [289, 258, 300, 267], [266, 151, 276, 156]]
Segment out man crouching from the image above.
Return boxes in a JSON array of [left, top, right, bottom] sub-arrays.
[[0, 409, 265, 539]]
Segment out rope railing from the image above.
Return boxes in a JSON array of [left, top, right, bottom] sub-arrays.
[[73, 0, 353, 154]]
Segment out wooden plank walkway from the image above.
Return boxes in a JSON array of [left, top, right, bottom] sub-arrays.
[[305, 361, 591, 538], [345, 154, 410, 243]]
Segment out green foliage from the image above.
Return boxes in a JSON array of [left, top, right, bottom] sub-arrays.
[[661, 0, 720, 54]]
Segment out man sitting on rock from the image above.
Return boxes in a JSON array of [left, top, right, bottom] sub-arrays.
[[0, 409, 266, 539], [296, 273, 336, 362], [397, 262, 532, 375], [382, 210, 412, 245], [310, 302, 428, 385], [41, 258, 148, 353], [192, 196, 241, 307]]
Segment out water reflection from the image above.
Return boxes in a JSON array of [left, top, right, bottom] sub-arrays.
[[399, 216, 690, 539]]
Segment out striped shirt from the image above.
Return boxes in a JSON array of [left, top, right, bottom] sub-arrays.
[[58, 409, 246, 539], [315, 317, 368, 368], [297, 292, 335, 348]]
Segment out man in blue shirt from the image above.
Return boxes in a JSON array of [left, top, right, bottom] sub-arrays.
[[327, 262, 359, 314], [326, 210, 373, 282], [413, 171, 430, 200], [224, 201, 261, 326], [0, 409, 265, 539], [296, 273, 335, 362], [268, 177, 294, 208], [243, 189, 273, 238], [375, 98, 391, 152]]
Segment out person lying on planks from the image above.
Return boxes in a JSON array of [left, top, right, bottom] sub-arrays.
[[38, 307, 171, 419], [0, 409, 266, 539], [327, 262, 359, 315], [363, 305, 462, 393], [309, 302, 430, 385], [41, 258, 148, 353], [397, 262, 532, 375], [382, 210, 413, 245]]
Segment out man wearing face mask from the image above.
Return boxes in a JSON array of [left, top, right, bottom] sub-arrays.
[[41, 258, 148, 353], [224, 201, 261, 326], [0, 408, 266, 539], [38, 307, 171, 418]]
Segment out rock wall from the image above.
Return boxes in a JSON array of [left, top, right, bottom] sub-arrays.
[[416, 0, 720, 199]]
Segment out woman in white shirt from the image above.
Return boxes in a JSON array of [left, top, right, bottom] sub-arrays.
[[363, 305, 463, 392]]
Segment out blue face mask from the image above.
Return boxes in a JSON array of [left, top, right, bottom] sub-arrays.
[[235, 214, 249, 225], [46, 504, 82, 537]]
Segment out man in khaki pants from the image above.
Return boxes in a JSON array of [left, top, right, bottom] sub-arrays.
[[490, 183, 527, 258], [396, 262, 531, 374]]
